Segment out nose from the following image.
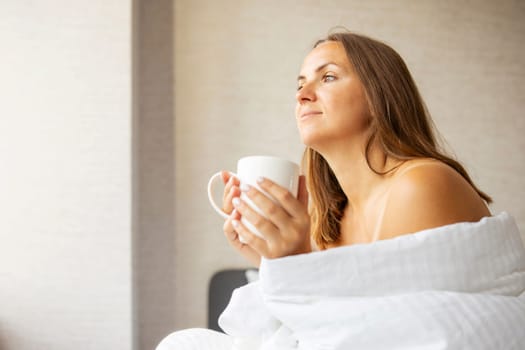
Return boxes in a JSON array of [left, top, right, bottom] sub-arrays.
[[295, 81, 316, 104]]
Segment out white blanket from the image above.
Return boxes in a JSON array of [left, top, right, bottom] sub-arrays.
[[219, 212, 525, 349]]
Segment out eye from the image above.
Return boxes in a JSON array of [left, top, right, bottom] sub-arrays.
[[296, 84, 304, 91], [322, 73, 336, 83]]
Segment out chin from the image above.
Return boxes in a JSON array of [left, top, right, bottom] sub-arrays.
[[299, 133, 319, 148]]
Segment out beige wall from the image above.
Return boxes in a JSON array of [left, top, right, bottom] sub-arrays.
[[0, 1, 177, 349], [174, 0, 525, 330], [0, 1, 133, 349]]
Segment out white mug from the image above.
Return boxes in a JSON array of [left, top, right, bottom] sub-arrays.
[[207, 156, 300, 240]]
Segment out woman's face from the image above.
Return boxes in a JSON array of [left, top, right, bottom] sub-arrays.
[[295, 41, 370, 152]]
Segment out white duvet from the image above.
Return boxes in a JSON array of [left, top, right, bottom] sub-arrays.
[[217, 212, 525, 349]]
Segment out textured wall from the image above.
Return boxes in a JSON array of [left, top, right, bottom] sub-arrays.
[[0, 1, 133, 349], [173, 0, 525, 330]]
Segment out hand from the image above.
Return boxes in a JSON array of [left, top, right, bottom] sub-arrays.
[[220, 171, 262, 267], [220, 171, 240, 215], [231, 176, 311, 259]]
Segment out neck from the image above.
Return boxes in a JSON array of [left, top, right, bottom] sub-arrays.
[[317, 138, 395, 212]]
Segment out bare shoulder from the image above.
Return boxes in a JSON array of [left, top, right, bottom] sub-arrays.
[[377, 159, 490, 240]]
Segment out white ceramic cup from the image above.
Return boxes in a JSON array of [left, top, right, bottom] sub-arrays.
[[207, 156, 300, 240]]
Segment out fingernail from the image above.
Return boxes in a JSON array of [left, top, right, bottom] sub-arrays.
[[256, 176, 264, 184], [232, 198, 241, 207], [240, 183, 251, 192], [232, 220, 239, 228]]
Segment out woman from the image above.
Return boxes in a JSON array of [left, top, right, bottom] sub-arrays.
[[221, 31, 490, 266], [157, 31, 524, 350]]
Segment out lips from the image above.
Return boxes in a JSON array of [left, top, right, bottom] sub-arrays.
[[299, 110, 322, 120]]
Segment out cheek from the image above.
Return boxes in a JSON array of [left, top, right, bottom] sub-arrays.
[[337, 88, 369, 120], [329, 97, 370, 135]]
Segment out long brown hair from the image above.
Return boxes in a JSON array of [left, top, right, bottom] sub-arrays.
[[303, 31, 492, 249]]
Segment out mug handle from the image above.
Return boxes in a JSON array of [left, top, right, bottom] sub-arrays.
[[207, 171, 235, 219]]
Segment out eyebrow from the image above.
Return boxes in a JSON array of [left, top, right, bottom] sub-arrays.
[[297, 62, 340, 82]]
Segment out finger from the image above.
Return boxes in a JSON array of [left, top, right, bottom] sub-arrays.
[[220, 170, 231, 184], [223, 208, 262, 266], [223, 184, 241, 213], [223, 209, 241, 242], [225, 210, 253, 248], [239, 184, 291, 229], [255, 177, 304, 216], [221, 171, 240, 194], [232, 196, 280, 241], [232, 219, 269, 257], [222, 173, 234, 193], [221, 172, 240, 213]]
